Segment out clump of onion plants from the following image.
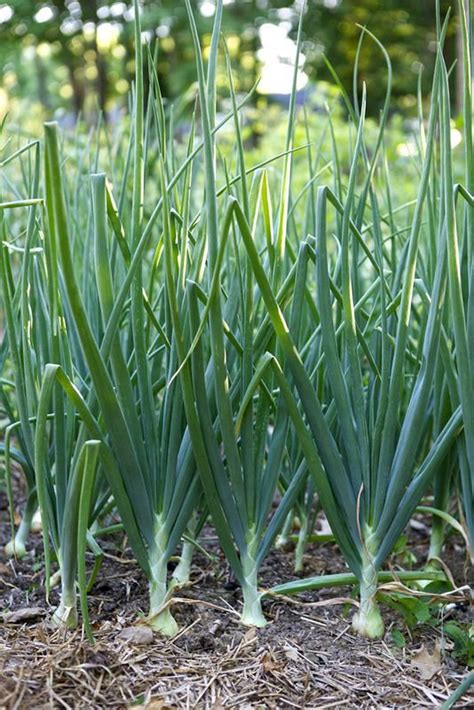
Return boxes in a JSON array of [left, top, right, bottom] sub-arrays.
[[163, 0, 327, 627], [0, 139, 43, 560], [229, 18, 465, 637], [40, 48, 199, 635]]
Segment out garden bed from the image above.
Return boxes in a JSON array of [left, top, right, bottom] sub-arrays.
[[1, 486, 472, 709]]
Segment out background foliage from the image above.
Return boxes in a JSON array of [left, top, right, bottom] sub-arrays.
[[0, 0, 461, 129]]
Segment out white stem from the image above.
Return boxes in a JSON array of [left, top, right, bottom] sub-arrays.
[[275, 512, 293, 549], [240, 551, 266, 628], [5, 495, 36, 558], [148, 520, 178, 636], [52, 583, 77, 629], [294, 517, 309, 573], [428, 517, 445, 564], [50, 570, 62, 588], [30, 509, 43, 533], [4, 522, 28, 559], [149, 576, 178, 636], [171, 539, 194, 586], [352, 533, 384, 639]]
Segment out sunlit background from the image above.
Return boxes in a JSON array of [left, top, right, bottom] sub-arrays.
[[0, 0, 465, 136]]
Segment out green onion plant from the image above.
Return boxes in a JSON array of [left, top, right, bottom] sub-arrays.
[[229, 19, 466, 637]]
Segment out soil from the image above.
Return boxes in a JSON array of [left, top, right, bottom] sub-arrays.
[[0, 476, 473, 709]]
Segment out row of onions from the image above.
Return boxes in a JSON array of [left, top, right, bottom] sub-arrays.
[[1, 0, 472, 640]]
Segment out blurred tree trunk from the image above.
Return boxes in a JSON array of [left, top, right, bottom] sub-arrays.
[[35, 50, 50, 111], [89, 0, 109, 120], [68, 64, 85, 117], [94, 36, 108, 119]]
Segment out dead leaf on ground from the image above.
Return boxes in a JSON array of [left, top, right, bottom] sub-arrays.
[[411, 644, 442, 680], [2, 607, 45, 624], [118, 625, 154, 645], [261, 652, 284, 672], [284, 644, 299, 662], [243, 627, 257, 644]]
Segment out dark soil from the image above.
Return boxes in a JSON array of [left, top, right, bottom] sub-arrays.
[[0, 476, 473, 709]]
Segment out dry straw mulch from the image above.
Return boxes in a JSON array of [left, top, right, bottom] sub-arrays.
[[0, 593, 472, 709], [1, 506, 472, 709]]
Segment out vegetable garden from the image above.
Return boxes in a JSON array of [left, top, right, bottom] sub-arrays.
[[0, 0, 472, 707]]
